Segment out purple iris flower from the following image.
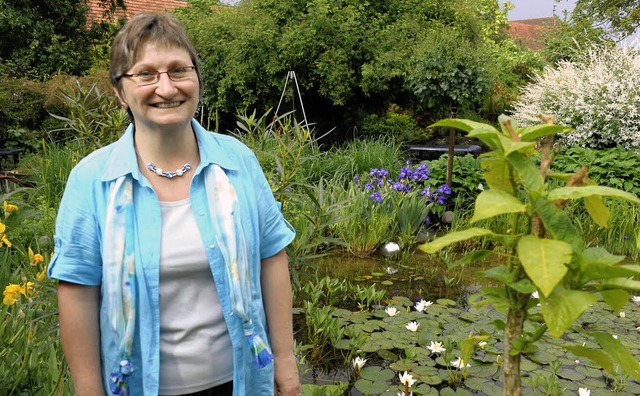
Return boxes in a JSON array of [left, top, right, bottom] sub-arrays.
[[369, 191, 383, 203]]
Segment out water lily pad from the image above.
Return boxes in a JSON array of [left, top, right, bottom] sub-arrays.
[[557, 368, 586, 381], [412, 365, 439, 376], [349, 323, 376, 333], [354, 378, 388, 395], [437, 298, 457, 306], [377, 349, 398, 361], [418, 373, 443, 386], [381, 280, 394, 285], [360, 366, 395, 381], [389, 359, 416, 372], [464, 376, 490, 391], [575, 364, 604, 378], [519, 359, 539, 372], [439, 386, 473, 396], [333, 339, 351, 350]]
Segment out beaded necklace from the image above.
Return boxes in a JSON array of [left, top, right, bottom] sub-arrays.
[[146, 162, 192, 179]]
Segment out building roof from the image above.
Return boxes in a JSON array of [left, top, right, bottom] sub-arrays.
[[87, 0, 188, 23], [507, 17, 560, 51]]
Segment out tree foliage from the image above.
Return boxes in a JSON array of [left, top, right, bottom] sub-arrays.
[[0, 0, 124, 80], [176, 0, 519, 136], [541, 16, 615, 64], [572, 0, 640, 40]]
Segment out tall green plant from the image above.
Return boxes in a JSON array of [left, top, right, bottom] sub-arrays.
[[50, 80, 128, 147], [420, 115, 640, 396]]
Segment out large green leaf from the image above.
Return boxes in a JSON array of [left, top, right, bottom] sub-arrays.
[[590, 332, 640, 381], [418, 228, 494, 254], [578, 247, 638, 281], [563, 345, 614, 373], [533, 198, 583, 251], [518, 124, 574, 142], [602, 278, 640, 291], [584, 195, 610, 227], [518, 235, 573, 297], [430, 118, 499, 134], [481, 266, 536, 294], [468, 129, 502, 151], [470, 190, 527, 223], [548, 186, 640, 205], [601, 289, 630, 312], [481, 157, 514, 194], [507, 152, 545, 198], [497, 133, 536, 156], [540, 287, 598, 337]]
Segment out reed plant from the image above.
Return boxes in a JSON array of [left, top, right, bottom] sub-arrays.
[[49, 81, 128, 147], [307, 137, 405, 186], [330, 183, 395, 257]]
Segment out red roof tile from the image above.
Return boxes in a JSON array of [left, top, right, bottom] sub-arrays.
[[506, 17, 560, 51], [87, 0, 188, 23]]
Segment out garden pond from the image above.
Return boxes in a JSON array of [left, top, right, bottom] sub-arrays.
[[295, 253, 640, 395]]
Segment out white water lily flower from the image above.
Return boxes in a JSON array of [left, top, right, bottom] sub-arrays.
[[427, 341, 446, 354], [352, 356, 367, 371], [414, 299, 432, 312], [477, 341, 487, 349], [478, 183, 484, 191], [451, 357, 471, 369], [397, 393, 412, 396], [406, 321, 420, 332], [531, 291, 539, 299], [620, 311, 626, 318], [632, 296, 640, 303], [578, 387, 590, 396], [385, 306, 398, 316], [613, 334, 618, 339], [414, 301, 425, 312], [398, 371, 416, 387]]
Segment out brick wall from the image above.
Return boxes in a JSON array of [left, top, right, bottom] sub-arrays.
[[87, 0, 188, 23]]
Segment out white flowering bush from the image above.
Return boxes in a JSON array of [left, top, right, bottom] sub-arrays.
[[510, 45, 640, 150]]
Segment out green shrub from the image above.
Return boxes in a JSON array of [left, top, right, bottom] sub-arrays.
[[360, 105, 430, 143], [547, 146, 640, 196], [0, 78, 50, 151], [424, 154, 485, 203]]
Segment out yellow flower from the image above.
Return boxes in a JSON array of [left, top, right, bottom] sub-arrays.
[[28, 247, 44, 266], [37, 268, 47, 282], [3, 201, 18, 215], [3, 284, 21, 306], [20, 282, 35, 297], [0, 223, 11, 248]]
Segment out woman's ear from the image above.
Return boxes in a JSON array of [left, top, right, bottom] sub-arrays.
[[113, 87, 128, 109]]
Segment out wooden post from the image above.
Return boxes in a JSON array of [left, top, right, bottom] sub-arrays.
[[446, 105, 457, 187]]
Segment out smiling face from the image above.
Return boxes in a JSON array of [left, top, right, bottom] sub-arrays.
[[113, 43, 199, 133]]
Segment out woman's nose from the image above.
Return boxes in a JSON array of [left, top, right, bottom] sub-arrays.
[[155, 73, 178, 97]]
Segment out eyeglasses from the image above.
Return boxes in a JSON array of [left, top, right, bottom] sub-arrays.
[[119, 66, 196, 86]]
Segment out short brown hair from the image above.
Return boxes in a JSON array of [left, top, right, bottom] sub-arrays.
[[109, 12, 203, 97]]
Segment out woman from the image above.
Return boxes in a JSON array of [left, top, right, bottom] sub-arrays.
[[48, 12, 300, 396]]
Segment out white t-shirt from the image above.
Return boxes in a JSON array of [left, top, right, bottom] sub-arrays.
[[158, 198, 234, 395]]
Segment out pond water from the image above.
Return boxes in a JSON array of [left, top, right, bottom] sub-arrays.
[[305, 251, 493, 304], [294, 252, 640, 396]]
